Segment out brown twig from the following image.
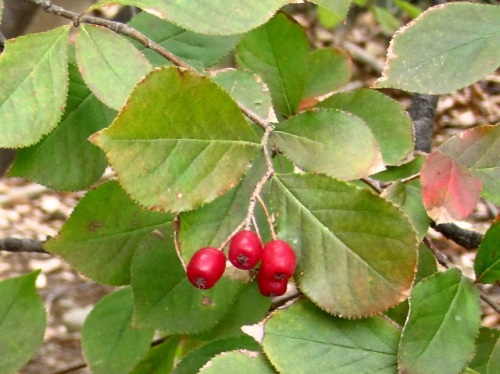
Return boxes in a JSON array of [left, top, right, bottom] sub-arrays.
[[22, 0, 271, 131], [0, 238, 49, 254], [430, 221, 483, 250]]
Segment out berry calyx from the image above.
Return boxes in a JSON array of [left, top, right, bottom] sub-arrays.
[[257, 271, 288, 297], [259, 239, 296, 280], [186, 247, 226, 289], [228, 230, 263, 270]]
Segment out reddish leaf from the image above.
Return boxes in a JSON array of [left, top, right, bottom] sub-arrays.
[[421, 151, 482, 223]]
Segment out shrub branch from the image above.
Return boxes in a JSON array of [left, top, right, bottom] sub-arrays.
[[0, 238, 48, 254]]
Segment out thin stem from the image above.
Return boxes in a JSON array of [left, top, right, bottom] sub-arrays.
[[360, 177, 382, 194], [173, 213, 187, 269], [257, 194, 276, 240], [23, 0, 192, 69], [218, 127, 275, 250]]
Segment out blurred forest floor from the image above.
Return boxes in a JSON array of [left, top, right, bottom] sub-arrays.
[[0, 4, 499, 373]]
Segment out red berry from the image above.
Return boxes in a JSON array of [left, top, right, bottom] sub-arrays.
[[257, 271, 288, 297], [228, 230, 263, 270], [260, 240, 296, 280], [187, 247, 226, 289]]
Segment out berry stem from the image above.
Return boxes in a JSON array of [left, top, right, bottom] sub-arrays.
[[173, 213, 187, 270], [219, 126, 276, 250]]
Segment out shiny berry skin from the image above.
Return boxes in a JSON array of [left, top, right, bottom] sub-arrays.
[[228, 230, 263, 270], [257, 271, 288, 297], [260, 240, 296, 280], [187, 247, 226, 289]]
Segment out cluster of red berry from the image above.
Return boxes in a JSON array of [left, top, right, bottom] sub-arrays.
[[186, 230, 296, 297]]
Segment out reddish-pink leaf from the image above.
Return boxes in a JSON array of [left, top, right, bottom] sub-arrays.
[[421, 151, 482, 224]]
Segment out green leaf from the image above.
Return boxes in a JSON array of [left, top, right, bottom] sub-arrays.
[[263, 299, 400, 373], [9, 64, 116, 191], [376, 3, 500, 94], [210, 69, 275, 123], [45, 181, 172, 285], [272, 173, 417, 317], [381, 180, 430, 240], [317, 6, 342, 29], [131, 230, 242, 333], [384, 300, 408, 327], [488, 340, 500, 374], [415, 243, 438, 283], [199, 351, 276, 374], [394, 0, 421, 18], [474, 220, 500, 284], [128, 12, 240, 68], [439, 125, 500, 206], [319, 89, 414, 165], [236, 13, 310, 116], [372, 156, 424, 182], [0, 271, 46, 374], [193, 280, 272, 341], [371, 6, 400, 36], [95, 0, 290, 35], [131, 336, 180, 374], [91, 67, 261, 213], [0, 26, 69, 147], [470, 327, 500, 374], [82, 288, 154, 374], [179, 155, 267, 262], [311, 0, 352, 21], [271, 109, 383, 180], [399, 268, 482, 374], [304, 48, 352, 98], [174, 336, 260, 374], [76, 24, 152, 110]]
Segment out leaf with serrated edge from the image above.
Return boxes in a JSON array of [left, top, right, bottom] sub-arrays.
[[470, 327, 500, 374], [174, 336, 260, 374], [398, 268, 482, 374], [9, 64, 116, 191], [76, 24, 152, 110], [45, 181, 172, 285], [128, 12, 240, 69], [131, 229, 242, 334], [271, 109, 384, 180], [263, 299, 400, 373], [236, 12, 309, 116], [91, 67, 261, 213], [199, 351, 275, 374], [421, 150, 482, 224], [439, 125, 500, 206], [319, 88, 414, 165], [272, 173, 417, 317], [376, 3, 500, 94], [94, 0, 290, 35], [474, 220, 500, 284], [210, 69, 276, 123], [82, 288, 154, 374], [0, 26, 69, 147], [0, 271, 46, 374]]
